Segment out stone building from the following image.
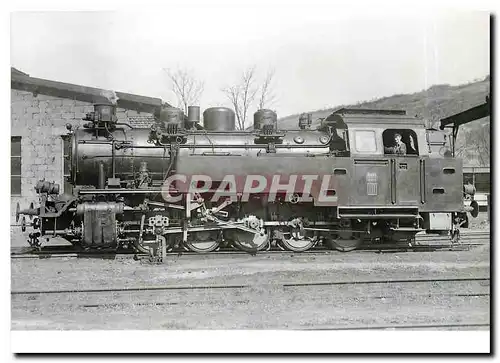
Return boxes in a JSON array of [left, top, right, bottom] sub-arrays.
[[10, 67, 167, 224]]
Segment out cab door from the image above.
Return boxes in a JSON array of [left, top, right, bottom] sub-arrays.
[[392, 157, 420, 206], [347, 129, 391, 206]]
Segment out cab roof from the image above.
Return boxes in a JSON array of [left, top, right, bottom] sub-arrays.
[[325, 108, 426, 128]]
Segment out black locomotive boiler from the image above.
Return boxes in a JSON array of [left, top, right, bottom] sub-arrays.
[[17, 103, 477, 258]]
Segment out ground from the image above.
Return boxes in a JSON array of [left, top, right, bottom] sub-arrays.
[[469, 212, 490, 230], [11, 242, 490, 330]]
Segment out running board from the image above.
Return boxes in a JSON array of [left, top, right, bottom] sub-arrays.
[[389, 228, 425, 232], [338, 206, 419, 219], [340, 214, 419, 219]]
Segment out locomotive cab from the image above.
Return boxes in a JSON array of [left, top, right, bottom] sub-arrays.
[[326, 108, 469, 241]]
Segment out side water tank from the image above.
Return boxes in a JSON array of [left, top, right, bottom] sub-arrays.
[[203, 107, 236, 131]]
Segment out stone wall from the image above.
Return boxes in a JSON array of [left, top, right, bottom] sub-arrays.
[[10, 89, 153, 223]]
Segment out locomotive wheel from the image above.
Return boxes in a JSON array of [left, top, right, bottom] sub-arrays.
[[325, 233, 363, 252], [229, 230, 270, 253], [134, 236, 175, 254], [185, 231, 220, 253], [278, 228, 317, 252], [470, 201, 479, 218]]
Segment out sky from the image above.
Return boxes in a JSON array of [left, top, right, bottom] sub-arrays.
[[10, 7, 490, 118]]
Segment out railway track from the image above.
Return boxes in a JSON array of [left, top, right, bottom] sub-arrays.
[[11, 276, 490, 330], [11, 276, 490, 295], [10, 230, 490, 260]]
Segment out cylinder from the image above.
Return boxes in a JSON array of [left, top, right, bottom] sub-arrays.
[[34, 180, 60, 195], [203, 107, 236, 131], [253, 109, 278, 130], [94, 104, 116, 123], [188, 106, 201, 124], [76, 202, 125, 216]]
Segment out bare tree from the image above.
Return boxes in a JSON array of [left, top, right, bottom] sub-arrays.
[[164, 67, 204, 114], [455, 123, 490, 166], [258, 68, 276, 110], [222, 66, 258, 130], [468, 124, 490, 166]]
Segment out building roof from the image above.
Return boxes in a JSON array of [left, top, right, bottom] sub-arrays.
[[11, 67, 29, 77], [11, 67, 170, 115], [126, 115, 157, 128]]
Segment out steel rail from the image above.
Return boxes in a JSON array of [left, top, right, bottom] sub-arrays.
[[10, 243, 488, 259], [11, 277, 490, 296], [17, 293, 489, 311], [10, 230, 489, 259], [10, 239, 489, 259]]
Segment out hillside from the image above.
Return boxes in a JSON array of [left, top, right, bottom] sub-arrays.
[[279, 76, 490, 165]]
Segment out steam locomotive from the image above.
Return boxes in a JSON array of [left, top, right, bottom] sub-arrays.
[[17, 102, 478, 258]]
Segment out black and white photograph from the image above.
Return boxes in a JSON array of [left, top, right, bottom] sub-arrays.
[[7, 1, 492, 354]]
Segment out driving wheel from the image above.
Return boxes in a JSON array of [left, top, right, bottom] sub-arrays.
[[278, 227, 317, 252], [229, 229, 270, 253], [184, 231, 220, 253]]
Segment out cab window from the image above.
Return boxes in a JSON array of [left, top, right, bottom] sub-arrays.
[[354, 130, 377, 153], [383, 129, 419, 156]]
